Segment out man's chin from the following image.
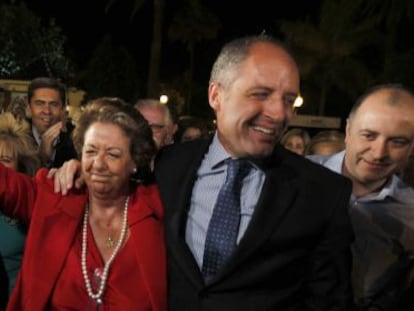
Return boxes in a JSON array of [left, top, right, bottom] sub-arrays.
[[244, 141, 276, 158], [35, 123, 51, 133]]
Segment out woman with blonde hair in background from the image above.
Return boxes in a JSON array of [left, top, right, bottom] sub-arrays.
[[0, 113, 40, 307], [280, 128, 310, 156], [306, 130, 345, 156]]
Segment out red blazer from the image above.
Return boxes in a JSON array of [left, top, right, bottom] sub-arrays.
[[0, 164, 167, 311]]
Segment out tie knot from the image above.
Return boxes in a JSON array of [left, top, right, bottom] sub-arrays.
[[225, 158, 250, 182]]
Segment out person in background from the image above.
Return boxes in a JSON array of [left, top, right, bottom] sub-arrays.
[[174, 116, 211, 143], [0, 257, 7, 311], [0, 113, 40, 304], [308, 84, 414, 310], [1, 98, 166, 310], [27, 77, 77, 168], [51, 34, 354, 311], [280, 127, 310, 155], [399, 155, 414, 189], [134, 98, 178, 149], [306, 129, 345, 156], [6, 97, 28, 124]]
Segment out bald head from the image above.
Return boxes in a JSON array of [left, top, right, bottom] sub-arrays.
[[344, 84, 414, 196], [209, 34, 299, 89], [348, 84, 414, 121]]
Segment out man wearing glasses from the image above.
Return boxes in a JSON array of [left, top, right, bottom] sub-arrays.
[[135, 98, 178, 149]]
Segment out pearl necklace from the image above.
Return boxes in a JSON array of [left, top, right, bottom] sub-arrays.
[[81, 196, 129, 305]]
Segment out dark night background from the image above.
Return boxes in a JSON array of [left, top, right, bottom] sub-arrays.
[[3, 0, 414, 124], [24, 1, 320, 66]]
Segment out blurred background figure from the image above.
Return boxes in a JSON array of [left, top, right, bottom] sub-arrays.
[[306, 130, 345, 156], [400, 155, 414, 189], [134, 98, 178, 149], [6, 96, 28, 124], [280, 128, 310, 156], [27, 77, 77, 168], [0, 256, 7, 311], [0, 113, 40, 305], [174, 116, 211, 143]]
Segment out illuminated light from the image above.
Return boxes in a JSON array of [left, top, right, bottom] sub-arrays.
[[293, 95, 303, 108], [160, 95, 168, 104]]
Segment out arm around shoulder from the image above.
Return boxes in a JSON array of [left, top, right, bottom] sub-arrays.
[[0, 163, 39, 223]]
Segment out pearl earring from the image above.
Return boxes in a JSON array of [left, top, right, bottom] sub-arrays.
[[132, 168, 137, 174]]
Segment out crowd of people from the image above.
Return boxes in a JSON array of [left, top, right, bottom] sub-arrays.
[[1, 33, 414, 311], [281, 127, 346, 156]]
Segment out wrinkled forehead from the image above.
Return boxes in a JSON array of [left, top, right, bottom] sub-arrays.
[[355, 92, 414, 123], [138, 105, 170, 123], [349, 100, 414, 140], [356, 89, 414, 114], [237, 43, 300, 91]]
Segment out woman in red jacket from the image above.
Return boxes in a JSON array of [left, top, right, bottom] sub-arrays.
[[1, 97, 167, 311]]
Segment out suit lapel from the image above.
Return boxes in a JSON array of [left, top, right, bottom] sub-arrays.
[[166, 142, 209, 288]]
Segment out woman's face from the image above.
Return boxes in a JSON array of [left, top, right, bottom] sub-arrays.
[[82, 122, 136, 198], [0, 140, 18, 171], [284, 135, 306, 155], [181, 127, 202, 142]]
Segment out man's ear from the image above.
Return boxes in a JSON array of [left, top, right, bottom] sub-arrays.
[[409, 144, 414, 160], [171, 123, 178, 135], [344, 118, 351, 144], [208, 82, 221, 112]]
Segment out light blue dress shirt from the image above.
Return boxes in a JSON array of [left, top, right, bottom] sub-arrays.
[[186, 133, 266, 269]]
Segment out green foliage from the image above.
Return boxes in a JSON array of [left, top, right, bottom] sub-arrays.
[[0, 2, 72, 79], [280, 0, 381, 116], [168, 0, 220, 114], [168, 0, 220, 45], [76, 35, 144, 103], [280, 0, 414, 117]]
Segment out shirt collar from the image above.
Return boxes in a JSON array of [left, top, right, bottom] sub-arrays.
[[320, 150, 412, 203], [204, 132, 233, 170], [329, 149, 414, 203], [324, 150, 346, 173], [200, 131, 263, 174], [32, 125, 42, 146], [362, 174, 414, 204]]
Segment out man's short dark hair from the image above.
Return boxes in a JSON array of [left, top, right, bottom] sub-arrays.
[[27, 77, 67, 104]]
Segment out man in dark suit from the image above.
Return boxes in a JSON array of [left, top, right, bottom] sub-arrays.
[[51, 35, 354, 310], [154, 35, 354, 310], [27, 77, 77, 168]]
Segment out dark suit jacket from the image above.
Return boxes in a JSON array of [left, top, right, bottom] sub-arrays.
[[155, 139, 354, 311]]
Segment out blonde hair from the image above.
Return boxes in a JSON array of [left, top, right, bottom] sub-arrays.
[[281, 128, 311, 147], [0, 113, 40, 176], [306, 130, 345, 156]]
